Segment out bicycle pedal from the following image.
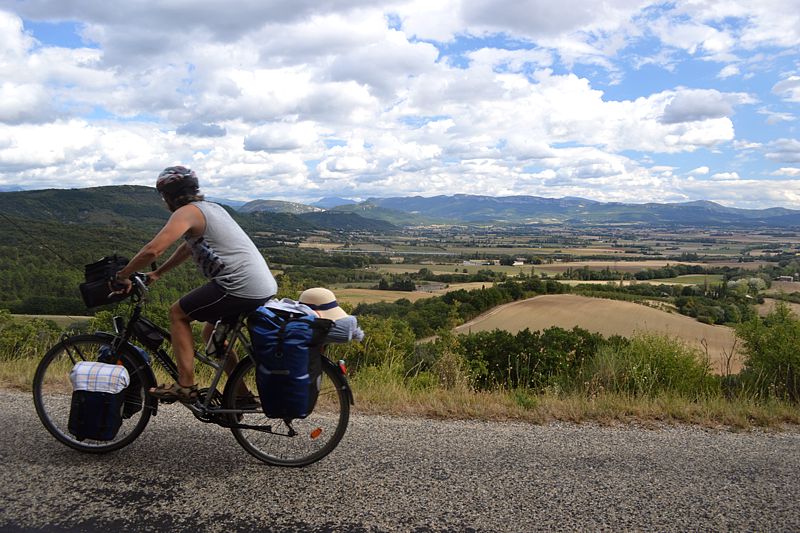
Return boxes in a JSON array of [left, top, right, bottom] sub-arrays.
[[158, 397, 179, 405]]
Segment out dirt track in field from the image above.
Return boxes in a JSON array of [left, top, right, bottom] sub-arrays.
[[454, 294, 741, 373]]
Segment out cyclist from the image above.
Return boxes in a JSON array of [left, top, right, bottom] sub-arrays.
[[112, 166, 277, 402]]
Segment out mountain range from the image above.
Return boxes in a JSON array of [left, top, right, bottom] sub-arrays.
[[347, 195, 800, 226], [2, 186, 800, 229], [0, 186, 396, 234]]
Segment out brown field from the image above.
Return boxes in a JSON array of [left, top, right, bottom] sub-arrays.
[[335, 282, 492, 305], [756, 298, 800, 317], [535, 259, 713, 274], [766, 281, 800, 294], [453, 294, 741, 373]]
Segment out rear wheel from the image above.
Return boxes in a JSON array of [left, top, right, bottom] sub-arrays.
[[32, 334, 155, 453], [224, 356, 350, 467]]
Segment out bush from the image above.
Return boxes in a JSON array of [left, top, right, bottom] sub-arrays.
[[458, 326, 607, 391], [581, 332, 715, 398], [736, 302, 800, 401], [0, 309, 62, 360], [324, 315, 416, 374]]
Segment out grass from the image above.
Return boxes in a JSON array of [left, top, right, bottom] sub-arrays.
[[11, 314, 91, 328], [348, 377, 800, 429], [5, 355, 799, 430]]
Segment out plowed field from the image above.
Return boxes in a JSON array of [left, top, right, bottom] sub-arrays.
[[454, 294, 741, 373]]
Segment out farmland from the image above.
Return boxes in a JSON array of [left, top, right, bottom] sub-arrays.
[[454, 294, 740, 373]]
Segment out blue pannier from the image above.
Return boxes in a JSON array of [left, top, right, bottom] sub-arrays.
[[248, 307, 332, 420]]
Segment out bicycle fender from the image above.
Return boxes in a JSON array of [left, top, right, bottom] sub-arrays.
[[91, 332, 160, 414], [322, 357, 354, 406]]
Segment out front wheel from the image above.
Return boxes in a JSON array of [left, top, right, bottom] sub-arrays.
[[224, 356, 350, 467], [32, 334, 155, 453]]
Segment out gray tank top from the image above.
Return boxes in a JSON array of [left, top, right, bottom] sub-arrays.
[[184, 201, 277, 299]]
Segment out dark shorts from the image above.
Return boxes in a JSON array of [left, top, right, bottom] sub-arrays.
[[179, 282, 269, 324]]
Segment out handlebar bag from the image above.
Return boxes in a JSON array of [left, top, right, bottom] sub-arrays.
[[78, 254, 129, 308], [248, 307, 332, 420], [68, 361, 129, 441]]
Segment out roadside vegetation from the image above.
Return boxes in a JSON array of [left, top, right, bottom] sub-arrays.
[[4, 212, 800, 428], [3, 299, 799, 429]]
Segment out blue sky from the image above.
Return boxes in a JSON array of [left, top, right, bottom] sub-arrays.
[[0, 1, 799, 208]]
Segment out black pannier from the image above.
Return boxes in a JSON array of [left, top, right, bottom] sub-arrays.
[[68, 361, 129, 441], [78, 254, 129, 308]]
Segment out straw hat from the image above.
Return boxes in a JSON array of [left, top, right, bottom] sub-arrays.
[[299, 287, 348, 320]]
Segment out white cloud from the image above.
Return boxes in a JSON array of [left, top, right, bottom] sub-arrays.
[[758, 108, 795, 125], [718, 64, 740, 79], [773, 167, 800, 177], [710, 171, 740, 181], [176, 122, 227, 138], [772, 76, 800, 102], [765, 139, 800, 163], [0, 2, 798, 207], [243, 122, 320, 152], [0, 83, 59, 124], [660, 89, 753, 124]]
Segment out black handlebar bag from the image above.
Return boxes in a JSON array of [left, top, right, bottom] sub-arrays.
[[78, 254, 129, 308]]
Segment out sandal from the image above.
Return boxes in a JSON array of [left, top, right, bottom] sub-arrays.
[[148, 382, 199, 403]]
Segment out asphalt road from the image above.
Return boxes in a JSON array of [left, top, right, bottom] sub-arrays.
[[2, 389, 799, 532]]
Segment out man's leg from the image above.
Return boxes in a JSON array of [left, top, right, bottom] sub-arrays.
[[169, 301, 196, 387]]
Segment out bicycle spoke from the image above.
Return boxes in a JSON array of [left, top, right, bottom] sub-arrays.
[[224, 357, 349, 466]]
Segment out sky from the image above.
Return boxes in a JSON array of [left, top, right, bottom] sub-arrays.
[[0, 1, 799, 208]]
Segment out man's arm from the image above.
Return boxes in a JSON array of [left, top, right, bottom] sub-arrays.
[[146, 241, 192, 282], [116, 205, 202, 279]]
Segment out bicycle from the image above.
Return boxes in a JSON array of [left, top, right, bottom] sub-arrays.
[[32, 273, 354, 467]]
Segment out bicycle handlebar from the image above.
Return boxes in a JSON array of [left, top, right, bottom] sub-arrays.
[[108, 272, 149, 300]]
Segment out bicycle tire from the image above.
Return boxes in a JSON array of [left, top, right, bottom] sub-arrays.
[[223, 356, 350, 467], [32, 333, 155, 453]]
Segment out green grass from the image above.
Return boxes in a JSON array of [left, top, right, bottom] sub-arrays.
[[5, 354, 798, 429], [11, 314, 91, 329]]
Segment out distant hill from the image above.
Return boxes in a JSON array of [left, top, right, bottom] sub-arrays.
[[369, 194, 599, 223], [311, 197, 357, 209], [4, 186, 800, 229], [299, 211, 397, 232], [330, 202, 439, 226], [206, 196, 247, 208], [363, 194, 800, 226], [0, 186, 397, 234], [239, 199, 323, 215], [0, 185, 170, 228]]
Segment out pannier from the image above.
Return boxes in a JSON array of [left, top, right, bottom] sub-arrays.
[[68, 361, 130, 441], [248, 307, 332, 420], [78, 254, 129, 308]]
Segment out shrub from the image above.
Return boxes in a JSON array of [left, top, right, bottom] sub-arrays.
[[581, 332, 715, 398], [735, 302, 800, 401], [0, 310, 62, 360], [458, 326, 606, 391], [324, 315, 416, 374]]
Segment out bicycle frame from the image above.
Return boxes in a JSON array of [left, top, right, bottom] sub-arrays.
[[106, 276, 255, 423]]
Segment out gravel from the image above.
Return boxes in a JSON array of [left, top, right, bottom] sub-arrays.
[[2, 389, 799, 532]]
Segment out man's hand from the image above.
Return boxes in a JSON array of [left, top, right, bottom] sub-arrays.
[[109, 273, 132, 294], [144, 271, 161, 285]]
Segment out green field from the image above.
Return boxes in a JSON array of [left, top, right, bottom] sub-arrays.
[[11, 314, 91, 328]]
